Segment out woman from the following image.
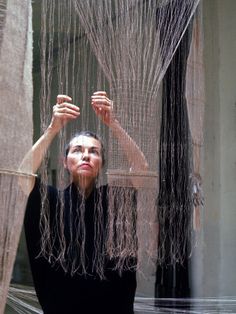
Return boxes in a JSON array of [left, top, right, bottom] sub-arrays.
[[23, 91, 148, 314]]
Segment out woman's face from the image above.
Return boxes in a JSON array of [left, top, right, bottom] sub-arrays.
[[65, 135, 103, 184]]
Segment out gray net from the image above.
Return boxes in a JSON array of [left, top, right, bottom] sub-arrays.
[[37, 0, 201, 279], [0, 1, 33, 313], [38, 0, 110, 278], [0, 0, 207, 313], [73, 0, 200, 179], [72, 0, 201, 272]]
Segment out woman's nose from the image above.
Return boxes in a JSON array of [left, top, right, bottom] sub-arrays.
[[82, 150, 89, 160]]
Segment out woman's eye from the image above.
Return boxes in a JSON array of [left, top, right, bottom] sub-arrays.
[[73, 147, 82, 153], [91, 149, 99, 155]]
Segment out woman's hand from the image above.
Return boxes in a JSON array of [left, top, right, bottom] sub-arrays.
[[91, 91, 115, 127], [49, 95, 80, 133], [91, 91, 148, 185]]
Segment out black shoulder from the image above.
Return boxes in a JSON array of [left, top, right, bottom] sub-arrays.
[[27, 178, 57, 205], [25, 178, 58, 226]]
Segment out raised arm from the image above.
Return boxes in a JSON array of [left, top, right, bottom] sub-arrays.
[[19, 95, 80, 194], [91, 91, 148, 173]]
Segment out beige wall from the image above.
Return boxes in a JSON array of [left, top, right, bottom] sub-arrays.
[[192, 0, 236, 297]]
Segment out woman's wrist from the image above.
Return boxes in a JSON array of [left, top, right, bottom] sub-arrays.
[[109, 118, 120, 132], [47, 119, 62, 136]]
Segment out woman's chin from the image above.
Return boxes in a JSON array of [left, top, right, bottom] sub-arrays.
[[75, 171, 96, 181]]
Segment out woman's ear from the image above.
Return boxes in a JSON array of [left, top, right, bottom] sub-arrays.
[[63, 157, 67, 169]]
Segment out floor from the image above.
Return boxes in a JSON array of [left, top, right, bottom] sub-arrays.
[[135, 297, 236, 313], [5, 288, 236, 314]]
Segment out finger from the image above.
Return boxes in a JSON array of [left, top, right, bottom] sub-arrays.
[[92, 104, 105, 116], [57, 95, 72, 104], [57, 102, 80, 112], [91, 96, 110, 106], [91, 95, 109, 101], [54, 105, 80, 117], [92, 91, 107, 97], [54, 111, 80, 120], [92, 103, 111, 113], [59, 113, 80, 120], [92, 104, 101, 114]]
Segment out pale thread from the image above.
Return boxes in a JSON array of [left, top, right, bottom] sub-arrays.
[[72, 0, 201, 272], [38, 0, 201, 279], [0, 1, 33, 313], [0, 1, 205, 312]]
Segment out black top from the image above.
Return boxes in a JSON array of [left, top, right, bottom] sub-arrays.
[[24, 179, 136, 314]]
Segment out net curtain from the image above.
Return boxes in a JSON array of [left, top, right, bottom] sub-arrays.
[[0, 1, 33, 313], [0, 1, 205, 312]]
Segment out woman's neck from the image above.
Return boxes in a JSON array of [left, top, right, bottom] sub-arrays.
[[75, 177, 95, 198]]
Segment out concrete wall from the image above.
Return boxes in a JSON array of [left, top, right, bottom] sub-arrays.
[[192, 0, 236, 297], [217, 0, 236, 296]]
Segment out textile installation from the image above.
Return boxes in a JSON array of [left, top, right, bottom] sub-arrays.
[[155, 7, 204, 298], [0, 1, 205, 312], [0, 1, 33, 313], [155, 6, 204, 298], [39, 0, 201, 278]]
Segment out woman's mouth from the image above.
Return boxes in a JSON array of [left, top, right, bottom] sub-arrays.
[[79, 163, 92, 170]]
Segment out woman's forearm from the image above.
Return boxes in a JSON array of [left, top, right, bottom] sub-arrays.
[[18, 95, 80, 194], [110, 119, 148, 172], [19, 126, 58, 175], [18, 127, 59, 195]]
